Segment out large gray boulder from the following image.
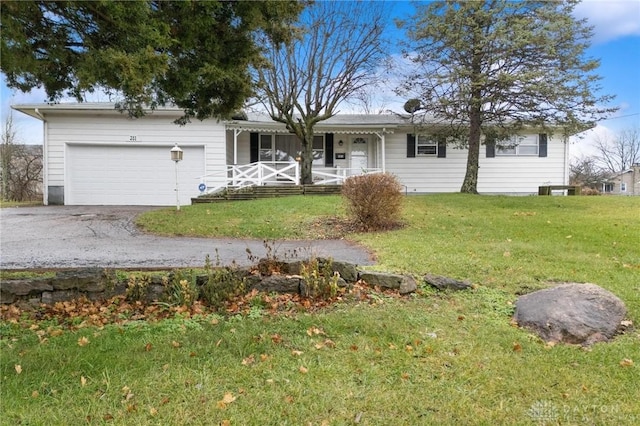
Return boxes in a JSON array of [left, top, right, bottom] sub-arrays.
[[514, 283, 627, 346]]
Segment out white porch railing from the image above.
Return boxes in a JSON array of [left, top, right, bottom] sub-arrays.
[[312, 167, 383, 185], [197, 162, 382, 195]]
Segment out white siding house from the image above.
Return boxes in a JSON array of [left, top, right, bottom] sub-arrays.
[[13, 103, 572, 205]]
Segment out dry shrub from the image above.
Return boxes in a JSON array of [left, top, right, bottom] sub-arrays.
[[341, 172, 403, 231]]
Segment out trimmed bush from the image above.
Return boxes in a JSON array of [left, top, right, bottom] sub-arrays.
[[341, 172, 403, 231]]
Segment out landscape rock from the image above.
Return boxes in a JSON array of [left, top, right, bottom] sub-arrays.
[[1, 279, 53, 296], [249, 275, 301, 294], [514, 283, 627, 346], [53, 268, 105, 292], [424, 274, 472, 291], [358, 271, 417, 294]]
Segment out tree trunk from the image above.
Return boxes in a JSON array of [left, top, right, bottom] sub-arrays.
[[461, 34, 483, 195], [460, 117, 481, 194], [300, 134, 314, 185]]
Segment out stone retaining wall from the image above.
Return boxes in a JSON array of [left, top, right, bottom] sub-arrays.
[[1, 259, 421, 305]]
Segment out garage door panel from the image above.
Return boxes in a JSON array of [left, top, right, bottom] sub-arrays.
[[67, 145, 205, 205]]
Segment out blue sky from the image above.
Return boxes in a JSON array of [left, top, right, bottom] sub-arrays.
[[2, 0, 639, 159]]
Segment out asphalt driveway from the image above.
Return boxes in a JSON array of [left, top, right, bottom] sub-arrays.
[[0, 206, 375, 270]]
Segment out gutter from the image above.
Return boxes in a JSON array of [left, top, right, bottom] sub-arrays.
[[34, 108, 46, 121]]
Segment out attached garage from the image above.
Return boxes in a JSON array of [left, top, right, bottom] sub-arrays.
[[66, 144, 206, 206]]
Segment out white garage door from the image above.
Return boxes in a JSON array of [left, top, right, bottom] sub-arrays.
[[66, 144, 205, 206]]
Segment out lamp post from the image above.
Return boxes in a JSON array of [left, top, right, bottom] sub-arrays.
[[170, 143, 183, 211]]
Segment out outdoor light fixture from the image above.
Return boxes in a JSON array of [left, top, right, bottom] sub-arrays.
[[170, 143, 183, 211]]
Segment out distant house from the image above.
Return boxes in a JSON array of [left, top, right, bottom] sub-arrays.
[[13, 103, 574, 206], [602, 164, 640, 195]]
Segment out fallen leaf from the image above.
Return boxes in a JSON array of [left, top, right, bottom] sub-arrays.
[[242, 355, 255, 366], [149, 407, 158, 416], [81, 376, 87, 387], [49, 329, 64, 337], [78, 336, 90, 346], [144, 343, 153, 352], [307, 326, 325, 336], [271, 334, 282, 344], [401, 372, 410, 380], [217, 392, 236, 409], [221, 420, 231, 426], [284, 395, 294, 403], [620, 358, 634, 367], [14, 364, 22, 374], [221, 392, 236, 404], [513, 342, 522, 352], [31, 390, 39, 398], [324, 339, 336, 348], [350, 345, 358, 351], [299, 366, 309, 374], [260, 354, 269, 362], [503, 251, 511, 257], [291, 350, 304, 356], [171, 341, 181, 348]]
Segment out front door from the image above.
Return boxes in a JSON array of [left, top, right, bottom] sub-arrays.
[[350, 137, 368, 171]]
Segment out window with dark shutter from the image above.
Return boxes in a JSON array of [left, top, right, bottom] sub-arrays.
[[486, 137, 496, 158], [407, 134, 416, 158], [250, 132, 259, 163], [437, 138, 447, 158], [325, 133, 334, 167], [538, 133, 548, 157]]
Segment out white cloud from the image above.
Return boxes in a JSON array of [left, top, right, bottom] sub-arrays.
[[574, 0, 640, 44], [569, 124, 616, 160]]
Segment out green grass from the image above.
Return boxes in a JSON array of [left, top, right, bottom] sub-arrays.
[[3, 194, 640, 425], [136, 196, 347, 239]]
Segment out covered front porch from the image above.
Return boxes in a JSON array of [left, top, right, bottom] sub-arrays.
[[197, 115, 397, 196], [197, 161, 383, 197]]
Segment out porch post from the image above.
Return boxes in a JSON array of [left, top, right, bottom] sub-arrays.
[[233, 129, 242, 165], [375, 131, 386, 173]]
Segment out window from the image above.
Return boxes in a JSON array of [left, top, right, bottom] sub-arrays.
[[312, 136, 325, 165], [417, 135, 438, 156], [603, 183, 614, 193], [259, 134, 324, 164], [497, 135, 539, 156], [621, 182, 627, 192], [259, 135, 272, 162]]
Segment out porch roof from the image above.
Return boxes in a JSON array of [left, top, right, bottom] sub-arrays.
[[225, 113, 407, 134]]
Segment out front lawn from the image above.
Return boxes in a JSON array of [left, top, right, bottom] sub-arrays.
[[2, 194, 639, 425]]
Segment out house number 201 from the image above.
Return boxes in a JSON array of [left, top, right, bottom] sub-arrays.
[[129, 136, 137, 142]]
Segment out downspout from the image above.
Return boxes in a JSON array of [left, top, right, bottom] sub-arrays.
[[35, 109, 49, 205], [563, 135, 569, 185]]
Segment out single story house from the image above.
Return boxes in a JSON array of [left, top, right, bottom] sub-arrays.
[[13, 103, 571, 206], [602, 164, 640, 195]]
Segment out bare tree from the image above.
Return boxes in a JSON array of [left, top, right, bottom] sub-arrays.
[[254, 1, 389, 184], [569, 155, 611, 189], [593, 127, 640, 174], [1, 113, 43, 202]]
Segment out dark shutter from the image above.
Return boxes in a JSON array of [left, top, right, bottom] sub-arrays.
[[407, 134, 416, 158], [538, 133, 548, 157], [486, 137, 495, 158], [325, 133, 334, 167], [437, 138, 447, 158], [250, 132, 259, 163]]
